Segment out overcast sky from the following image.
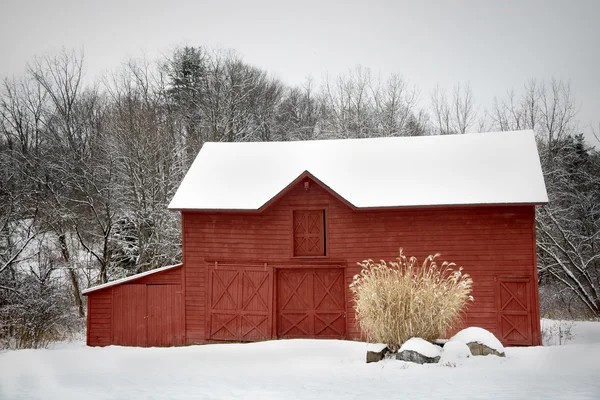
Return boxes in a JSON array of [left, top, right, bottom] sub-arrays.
[[1, 0, 598, 142]]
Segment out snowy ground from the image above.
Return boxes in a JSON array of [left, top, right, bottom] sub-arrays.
[[1, 320, 599, 400]]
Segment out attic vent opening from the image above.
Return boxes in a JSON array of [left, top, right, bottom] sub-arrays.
[[293, 210, 326, 257]]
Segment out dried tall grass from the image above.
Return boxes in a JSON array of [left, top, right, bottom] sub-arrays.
[[350, 249, 473, 349]]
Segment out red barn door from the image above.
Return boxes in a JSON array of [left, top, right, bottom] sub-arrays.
[[112, 284, 184, 347], [147, 285, 184, 347], [277, 268, 346, 339], [207, 266, 273, 341], [497, 276, 533, 345], [112, 285, 147, 346]]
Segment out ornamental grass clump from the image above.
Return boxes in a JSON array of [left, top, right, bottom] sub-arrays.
[[349, 249, 473, 350]]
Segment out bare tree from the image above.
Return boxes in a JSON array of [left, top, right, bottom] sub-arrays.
[[27, 49, 97, 317], [276, 78, 321, 141], [430, 83, 476, 135], [491, 78, 597, 317]]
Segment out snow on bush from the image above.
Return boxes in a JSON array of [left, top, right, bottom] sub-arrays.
[[350, 249, 473, 349], [450, 327, 505, 352]]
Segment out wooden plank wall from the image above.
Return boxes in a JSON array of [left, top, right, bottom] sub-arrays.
[[86, 266, 183, 346], [112, 285, 147, 346], [87, 290, 112, 346], [183, 178, 540, 345], [147, 285, 184, 346]]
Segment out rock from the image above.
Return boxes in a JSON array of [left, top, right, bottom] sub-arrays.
[[466, 342, 505, 357], [396, 338, 441, 364], [397, 349, 441, 364], [366, 344, 391, 363], [450, 327, 506, 357]]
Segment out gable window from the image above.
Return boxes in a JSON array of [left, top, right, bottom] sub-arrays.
[[293, 209, 326, 257]]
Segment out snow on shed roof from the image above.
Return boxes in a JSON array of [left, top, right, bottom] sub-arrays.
[[82, 264, 182, 295], [168, 130, 548, 211]]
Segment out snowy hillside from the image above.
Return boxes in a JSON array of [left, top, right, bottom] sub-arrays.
[[0, 320, 599, 400]]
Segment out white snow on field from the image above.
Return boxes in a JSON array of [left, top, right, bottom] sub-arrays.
[[1, 320, 600, 400]]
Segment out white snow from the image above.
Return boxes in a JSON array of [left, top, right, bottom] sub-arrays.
[[450, 327, 506, 353], [366, 343, 388, 353], [542, 318, 600, 345], [82, 264, 182, 294], [1, 320, 599, 400], [168, 130, 548, 210], [398, 337, 441, 358], [439, 340, 472, 365]]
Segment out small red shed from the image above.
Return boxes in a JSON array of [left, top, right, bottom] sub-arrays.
[[84, 130, 548, 347]]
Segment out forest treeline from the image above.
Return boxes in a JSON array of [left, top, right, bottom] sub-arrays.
[[1, 47, 599, 348]]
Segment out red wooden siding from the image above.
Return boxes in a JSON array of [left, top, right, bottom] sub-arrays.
[[113, 285, 147, 346], [85, 266, 184, 347], [183, 177, 541, 346], [147, 285, 184, 346], [87, 290, 112, 346]]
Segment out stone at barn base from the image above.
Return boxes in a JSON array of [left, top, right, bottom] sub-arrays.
[[366, 344, 391, 363], [466, 342, 506, 357], [396, 349, 441, 364]]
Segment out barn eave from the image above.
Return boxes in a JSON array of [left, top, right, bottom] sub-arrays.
[[82, 263, 183, 295]]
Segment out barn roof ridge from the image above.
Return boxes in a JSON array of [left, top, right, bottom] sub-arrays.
[[168, 130, 549, 211]]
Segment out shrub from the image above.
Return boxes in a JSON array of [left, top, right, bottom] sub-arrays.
[[0, 268, 81, 349], [349, 249, 473, 349]]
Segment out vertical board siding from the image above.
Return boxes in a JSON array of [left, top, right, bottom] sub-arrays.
[[183, 178, 540, 346], [87, 290, 112, 346], [86, 267, 183, 347], [112, 285, 147, 346], [147, 285, 184, 346]]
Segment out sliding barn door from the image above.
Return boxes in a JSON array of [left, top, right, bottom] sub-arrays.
[[277, 268, 346, 339], [207, 266, 274, 341]]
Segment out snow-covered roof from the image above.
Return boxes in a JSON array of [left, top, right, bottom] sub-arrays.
[[168, 130, 548, 211], [82, 264, 182, 295]]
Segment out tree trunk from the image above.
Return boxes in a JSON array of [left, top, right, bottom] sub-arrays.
[[58, 233, 85, 317]]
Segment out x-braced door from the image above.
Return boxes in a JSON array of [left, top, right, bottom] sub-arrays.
[[207, 266, 273, 341], [497, 276, 533, 345], [277, 268, 346, 339]]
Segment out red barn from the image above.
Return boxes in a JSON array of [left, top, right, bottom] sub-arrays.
[[84, 130, 548, 347]]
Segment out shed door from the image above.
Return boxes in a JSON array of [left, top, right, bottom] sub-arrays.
[[112, 285, 147, 346], [207, 266, 273, 341], [497, 277, 533, 345], [277, 268, 346, 339], [147, 285, 184, 347], [112, 284, 183, 347]]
